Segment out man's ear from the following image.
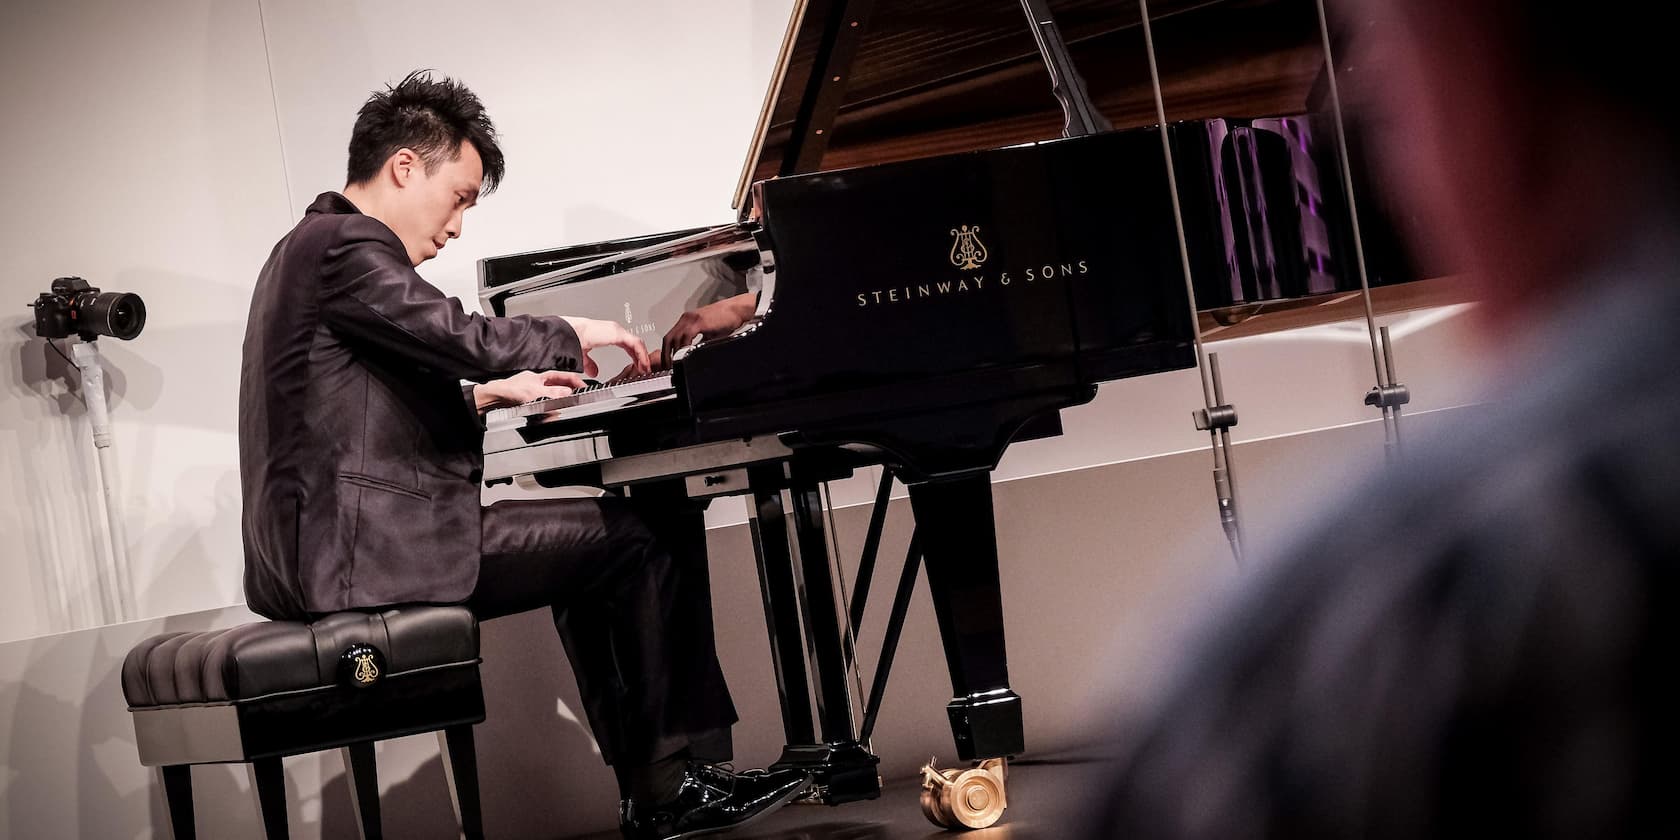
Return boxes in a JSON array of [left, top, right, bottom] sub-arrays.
[[390, 148, 420, 188]]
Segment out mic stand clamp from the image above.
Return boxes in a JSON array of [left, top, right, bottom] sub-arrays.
[[1363, 383, 1410, 410], [1361, 325, 1410, 463], [1193, 404, 1238, 432], [1190, 352, 1244, 564]]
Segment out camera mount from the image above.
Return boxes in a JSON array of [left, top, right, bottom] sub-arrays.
[[27, 276, 143, 622]]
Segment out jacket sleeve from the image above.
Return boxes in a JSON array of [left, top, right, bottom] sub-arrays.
[[316, 215, 582, 380], [461, 382, 485, 425]]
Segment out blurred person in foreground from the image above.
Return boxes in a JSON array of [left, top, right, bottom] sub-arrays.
[[1085, 2, 1680, 837]]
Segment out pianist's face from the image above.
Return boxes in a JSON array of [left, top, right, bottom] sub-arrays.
[[390, 140, 483, 266]]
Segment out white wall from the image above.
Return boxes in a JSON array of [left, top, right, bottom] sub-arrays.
[[0, 0, 293, 639]]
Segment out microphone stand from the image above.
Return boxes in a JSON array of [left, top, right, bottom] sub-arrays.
[[1137, 0, 1247, 564], [1313, 0, 1413, 463]]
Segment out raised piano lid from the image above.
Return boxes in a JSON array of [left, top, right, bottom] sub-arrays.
[[732, 0, 1332, 212], [733, 0, 1443, 324], [479, 225, 722, 295], [480, 223, 756, 316]]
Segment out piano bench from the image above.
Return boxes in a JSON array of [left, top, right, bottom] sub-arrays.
[[121, 607, 486, 840]]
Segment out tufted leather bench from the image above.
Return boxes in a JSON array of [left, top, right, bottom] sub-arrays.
[[123, 607, 486, 839]]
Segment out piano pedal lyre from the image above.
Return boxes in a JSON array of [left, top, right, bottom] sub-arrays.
[[919, 756, 1007, 830]]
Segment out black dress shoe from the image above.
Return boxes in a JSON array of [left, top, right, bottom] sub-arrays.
[[619, 763, 811, 840]]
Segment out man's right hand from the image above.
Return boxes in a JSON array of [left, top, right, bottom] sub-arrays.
[[561, 316, 651, 378]]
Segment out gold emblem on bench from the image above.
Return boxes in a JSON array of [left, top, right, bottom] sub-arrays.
[[339, 643, 385, 689], [353, 652, 380, 685]]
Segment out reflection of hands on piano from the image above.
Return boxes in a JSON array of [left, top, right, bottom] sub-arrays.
[[658, 292, 758, 368], [559, 316, 651, 378], [472, 369, 586, 413]]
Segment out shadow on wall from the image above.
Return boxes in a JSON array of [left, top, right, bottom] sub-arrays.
[[0, 607, 472, 839], [472, 609, 621, 837], [4, 293, 255, 636], [0, 610, 237, 838], [1, 635, 137, 839], [132, 467, 239, 616], [5, 314, 135, 415], [3, 315, 123, 635]]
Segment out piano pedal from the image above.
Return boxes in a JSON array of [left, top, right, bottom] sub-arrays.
[[919, 756, 1008, 830], [792, 769, 887, 803], [793, 783, 827, 806]]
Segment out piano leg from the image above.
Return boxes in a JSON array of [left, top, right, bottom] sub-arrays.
[[747, 465, 881, 804], [745, 465, 817, 747], [787, 478, 861, 744], [908, 474, 1024, 762]]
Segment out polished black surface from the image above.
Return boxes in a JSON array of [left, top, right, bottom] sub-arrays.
[[478, 226, 721, 293], [619, 764, 812, 840], [683, 127, 1196, 478], [910, 475, 1022, 761], [1172, 114, 1367, 313]]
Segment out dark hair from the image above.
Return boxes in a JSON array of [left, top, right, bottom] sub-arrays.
[[345, 70, 506, 193]]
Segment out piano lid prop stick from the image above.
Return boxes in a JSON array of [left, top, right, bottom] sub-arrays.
[[1138, 0, 1246, 564], [1314, 0, 1413, 464], [1018, 0, 1112, 138]]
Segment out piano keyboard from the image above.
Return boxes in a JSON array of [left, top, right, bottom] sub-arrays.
[[485, 370, 675, 427]]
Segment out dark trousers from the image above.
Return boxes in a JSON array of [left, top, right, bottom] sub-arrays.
[[467, 492, 738, 766]]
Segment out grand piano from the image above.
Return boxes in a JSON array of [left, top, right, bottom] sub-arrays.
[[476, 0, 1412, 818]]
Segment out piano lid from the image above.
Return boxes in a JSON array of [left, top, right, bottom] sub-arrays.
[[734, 0, 1330, 211]]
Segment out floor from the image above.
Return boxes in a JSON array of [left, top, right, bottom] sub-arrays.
[[574, 754, 1105, 840]]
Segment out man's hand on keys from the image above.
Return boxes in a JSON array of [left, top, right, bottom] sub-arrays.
[[474, 370, 588, 413], [561, 316, 651, 378]]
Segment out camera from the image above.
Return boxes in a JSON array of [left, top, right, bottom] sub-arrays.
[[31, 277, 146, 341]]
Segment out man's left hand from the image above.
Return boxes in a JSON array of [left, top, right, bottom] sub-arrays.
[[474, 370, 587, 413]]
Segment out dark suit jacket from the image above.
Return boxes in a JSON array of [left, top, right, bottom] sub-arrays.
[[239, 192, 581, 619]]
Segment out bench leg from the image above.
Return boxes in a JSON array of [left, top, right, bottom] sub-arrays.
[[342, 741, 383, 840], [438, 726, 485, 839], [160, 764, 196, 840], [248, 756, 289, 840]]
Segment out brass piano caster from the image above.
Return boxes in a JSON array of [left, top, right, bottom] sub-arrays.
[[919, 757, 1007, 830]]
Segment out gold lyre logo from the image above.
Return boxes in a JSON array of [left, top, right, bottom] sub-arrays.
[[949, 225, 988, 270], [353, 652, 380, 685]]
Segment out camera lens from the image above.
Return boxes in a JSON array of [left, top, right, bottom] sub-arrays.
[[85, 292, 146, 340]]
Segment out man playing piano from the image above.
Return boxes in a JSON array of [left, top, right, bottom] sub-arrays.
[[238, 70, 807, 839]]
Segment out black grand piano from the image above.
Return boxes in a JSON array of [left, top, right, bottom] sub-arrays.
[[476, 0, 1411, 818]]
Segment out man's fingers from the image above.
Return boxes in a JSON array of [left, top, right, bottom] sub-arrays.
[[539, 370, 587, 390], [614, 328, 651, 374]]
